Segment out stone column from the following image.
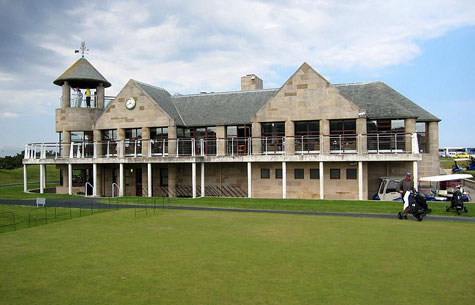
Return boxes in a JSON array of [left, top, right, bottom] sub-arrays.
[[119, 163, 124, 196], [252, 122, 261, 155], [93, 129, 102, 158], [63, 130, 71, 158], [247, 162, 252, 198], [23, 165, 27, 193], [413, 161, 419, 191], [147, 163, 152, 197], [68, 164, 72, 195], [321, 119, 330, 154], [93, 163, 98, 197], [142, 127, 150, 157], [427, 122, 439, 155], [201, 163, 205, 197], [192, 162, 197, 198], [358, 161, 363, 200], [96, 83, 105, 109], [285, 120, 294, 155], [168, 125, 177, 157], [61, 81, 71, 108], [216, 126, 226, 156], [405, 118, 416, 153], [356, 117, 367, 154], [39, 164, 44, 194], [282, 161, 287, 199], [117, 128, 125, 158], [168, 164, 177, 197], [319, 162, 324, 199]]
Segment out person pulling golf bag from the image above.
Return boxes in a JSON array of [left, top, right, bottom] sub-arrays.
[[398, 190, 431, 221]]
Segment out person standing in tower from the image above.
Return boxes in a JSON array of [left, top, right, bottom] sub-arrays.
[[85, 88, 91, 108], [77, 89, 83, 107]]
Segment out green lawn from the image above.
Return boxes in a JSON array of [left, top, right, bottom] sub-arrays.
[[0, 165, 60, 185], [0, 208, 474, 305], [0, 184, 79, 199], [106, 196, 475, 217], [0, 204, 111, 233]]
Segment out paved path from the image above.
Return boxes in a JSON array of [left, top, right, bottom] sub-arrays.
[[1, 198, 474, 223]]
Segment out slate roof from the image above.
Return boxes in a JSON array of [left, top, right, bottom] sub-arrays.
[[135, 81, 184, 125], [136, 80, 439, 127], [54, 58, 111, 88], [172, 89, 278, 126], [335, 81, 440, 122]]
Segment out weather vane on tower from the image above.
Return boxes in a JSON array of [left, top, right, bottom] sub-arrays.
[[74, 41, 89, 58]]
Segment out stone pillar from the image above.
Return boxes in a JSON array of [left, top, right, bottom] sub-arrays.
[[119, 163, 124, 196], [93, 163, 98, 197], [319, 162, 324, 199], [61, 81, 71, 108], [285, 120, 294, 155], [117, 128, 125, 158], [39, 164, 44, 194], [147, 163, 152, 197], [252, 122, 261, 155], [68, 163, 72, 195], [413, 161, 418, 191], [168, 164, 177, 197], [247, 162, 252, 198], [216, 126, 226, 156], [358, 161, 363, 200], [96, 83, 105, 109], [192, 162, 197, 198], [168, 125, 177, 157], [142, 127, 150, 157], [282, 161, 287, 199], [427, 122, 439, 155], [63, 130, 71, 158], [321, 119, 330, 154], [93, 129, 102, 158], [201, 163, 205, 197], [356, 117, 367, 154], [405, 118, 416, 153], [23, 165, 27, 193]]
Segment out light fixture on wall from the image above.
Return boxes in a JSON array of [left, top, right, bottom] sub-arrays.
[[358, 111, 366, 118]]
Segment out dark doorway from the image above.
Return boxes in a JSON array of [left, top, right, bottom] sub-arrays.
[[136, 168, 142, 196]]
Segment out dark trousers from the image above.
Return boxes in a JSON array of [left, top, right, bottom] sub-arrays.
[[86, 96, 91, 107]]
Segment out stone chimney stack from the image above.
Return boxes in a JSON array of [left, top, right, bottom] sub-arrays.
[[241, 74, 263, 91]]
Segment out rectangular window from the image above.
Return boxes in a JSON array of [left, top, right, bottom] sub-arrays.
[[150, 127, 169, 155], [295, 120, 320, 153], [275, 168, 282, 179], [261, 169, 270, 179], [310, 168, 320, 179], [330, 119, 356, 152], [102, 129, 117, 141], [416, 122, 427, 153], [261, 122, 285, 154], [346, 168, 357, 179], [294, 168, 304, 179], [330, 168, 340, 179]]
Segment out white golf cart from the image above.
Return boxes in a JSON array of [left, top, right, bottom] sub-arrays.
[[373, 177, 404, 201]]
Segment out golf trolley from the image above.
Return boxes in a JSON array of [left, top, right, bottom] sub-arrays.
[[398, 190, 431, 222], [445, 188, 468, 215]]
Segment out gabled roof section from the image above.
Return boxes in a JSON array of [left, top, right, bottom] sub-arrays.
[[172, 89, 278, 126], [135, 81, 184, 125], [53, 57, 111, 88], [335, 81, 440, 122]]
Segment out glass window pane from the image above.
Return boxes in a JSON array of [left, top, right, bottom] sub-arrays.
[[416, 122, 426, 133], [310, 168, 319, 179], [294, 168, 304, 179], [261, 169, 270, 179], [346, 168, 357, 179], [227, 126, 237, 137], [367, 120, 377, 133], [330, 121, 343, 133], [71, 132, 84, 142], [295, 122, 307, 134], [330, 168, 340, 179], [275, 168, 282, 179], [344, 120, 356, 132], [275, 122, 285, 133], [391, 120, 405, 132]]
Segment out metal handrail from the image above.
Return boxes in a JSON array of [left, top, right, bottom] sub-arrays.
[[112, 183, 120, 198], [85, 182, 94, 197]]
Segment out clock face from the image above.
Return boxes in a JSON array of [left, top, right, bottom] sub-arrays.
[[125, 97, 136, 110]]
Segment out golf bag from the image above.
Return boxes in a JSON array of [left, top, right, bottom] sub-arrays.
[[446, 189, 468, 215], [398, 190, 431, 221]]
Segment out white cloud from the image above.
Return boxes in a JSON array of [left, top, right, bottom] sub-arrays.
[[1, 112, 18, 118]]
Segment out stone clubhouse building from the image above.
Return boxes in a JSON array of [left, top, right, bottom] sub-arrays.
[[23, 56, 440, 200]]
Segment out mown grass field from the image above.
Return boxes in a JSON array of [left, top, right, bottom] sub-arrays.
[[105, 196, 475, 217], [0, 184, 78, 199], [1, 208, 474, 305], [0, 165, 60, 184]]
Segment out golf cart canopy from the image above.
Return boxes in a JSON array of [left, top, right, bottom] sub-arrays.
[[419, 174, 473, 182]]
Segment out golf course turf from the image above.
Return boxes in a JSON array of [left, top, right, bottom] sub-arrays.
[[1, 208, 474, 305]]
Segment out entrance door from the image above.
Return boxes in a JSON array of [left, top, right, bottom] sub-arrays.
[[136, 168, 142, 196]]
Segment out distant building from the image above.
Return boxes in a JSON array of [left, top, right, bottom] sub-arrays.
[[23, 58, 440, 200]]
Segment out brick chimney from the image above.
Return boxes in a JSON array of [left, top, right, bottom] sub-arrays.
[[241, 74, 263, 91]]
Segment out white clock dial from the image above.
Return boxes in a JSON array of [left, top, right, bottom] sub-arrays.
[[125, 97, 136, 110]]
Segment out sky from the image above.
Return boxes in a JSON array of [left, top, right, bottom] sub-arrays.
[[0, 0, 474, 156]]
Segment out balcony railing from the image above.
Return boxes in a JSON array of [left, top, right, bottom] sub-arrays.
[[24, 133, 419, 160]]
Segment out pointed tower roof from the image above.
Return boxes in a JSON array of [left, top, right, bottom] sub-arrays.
[[53, 57, 111, 88]]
